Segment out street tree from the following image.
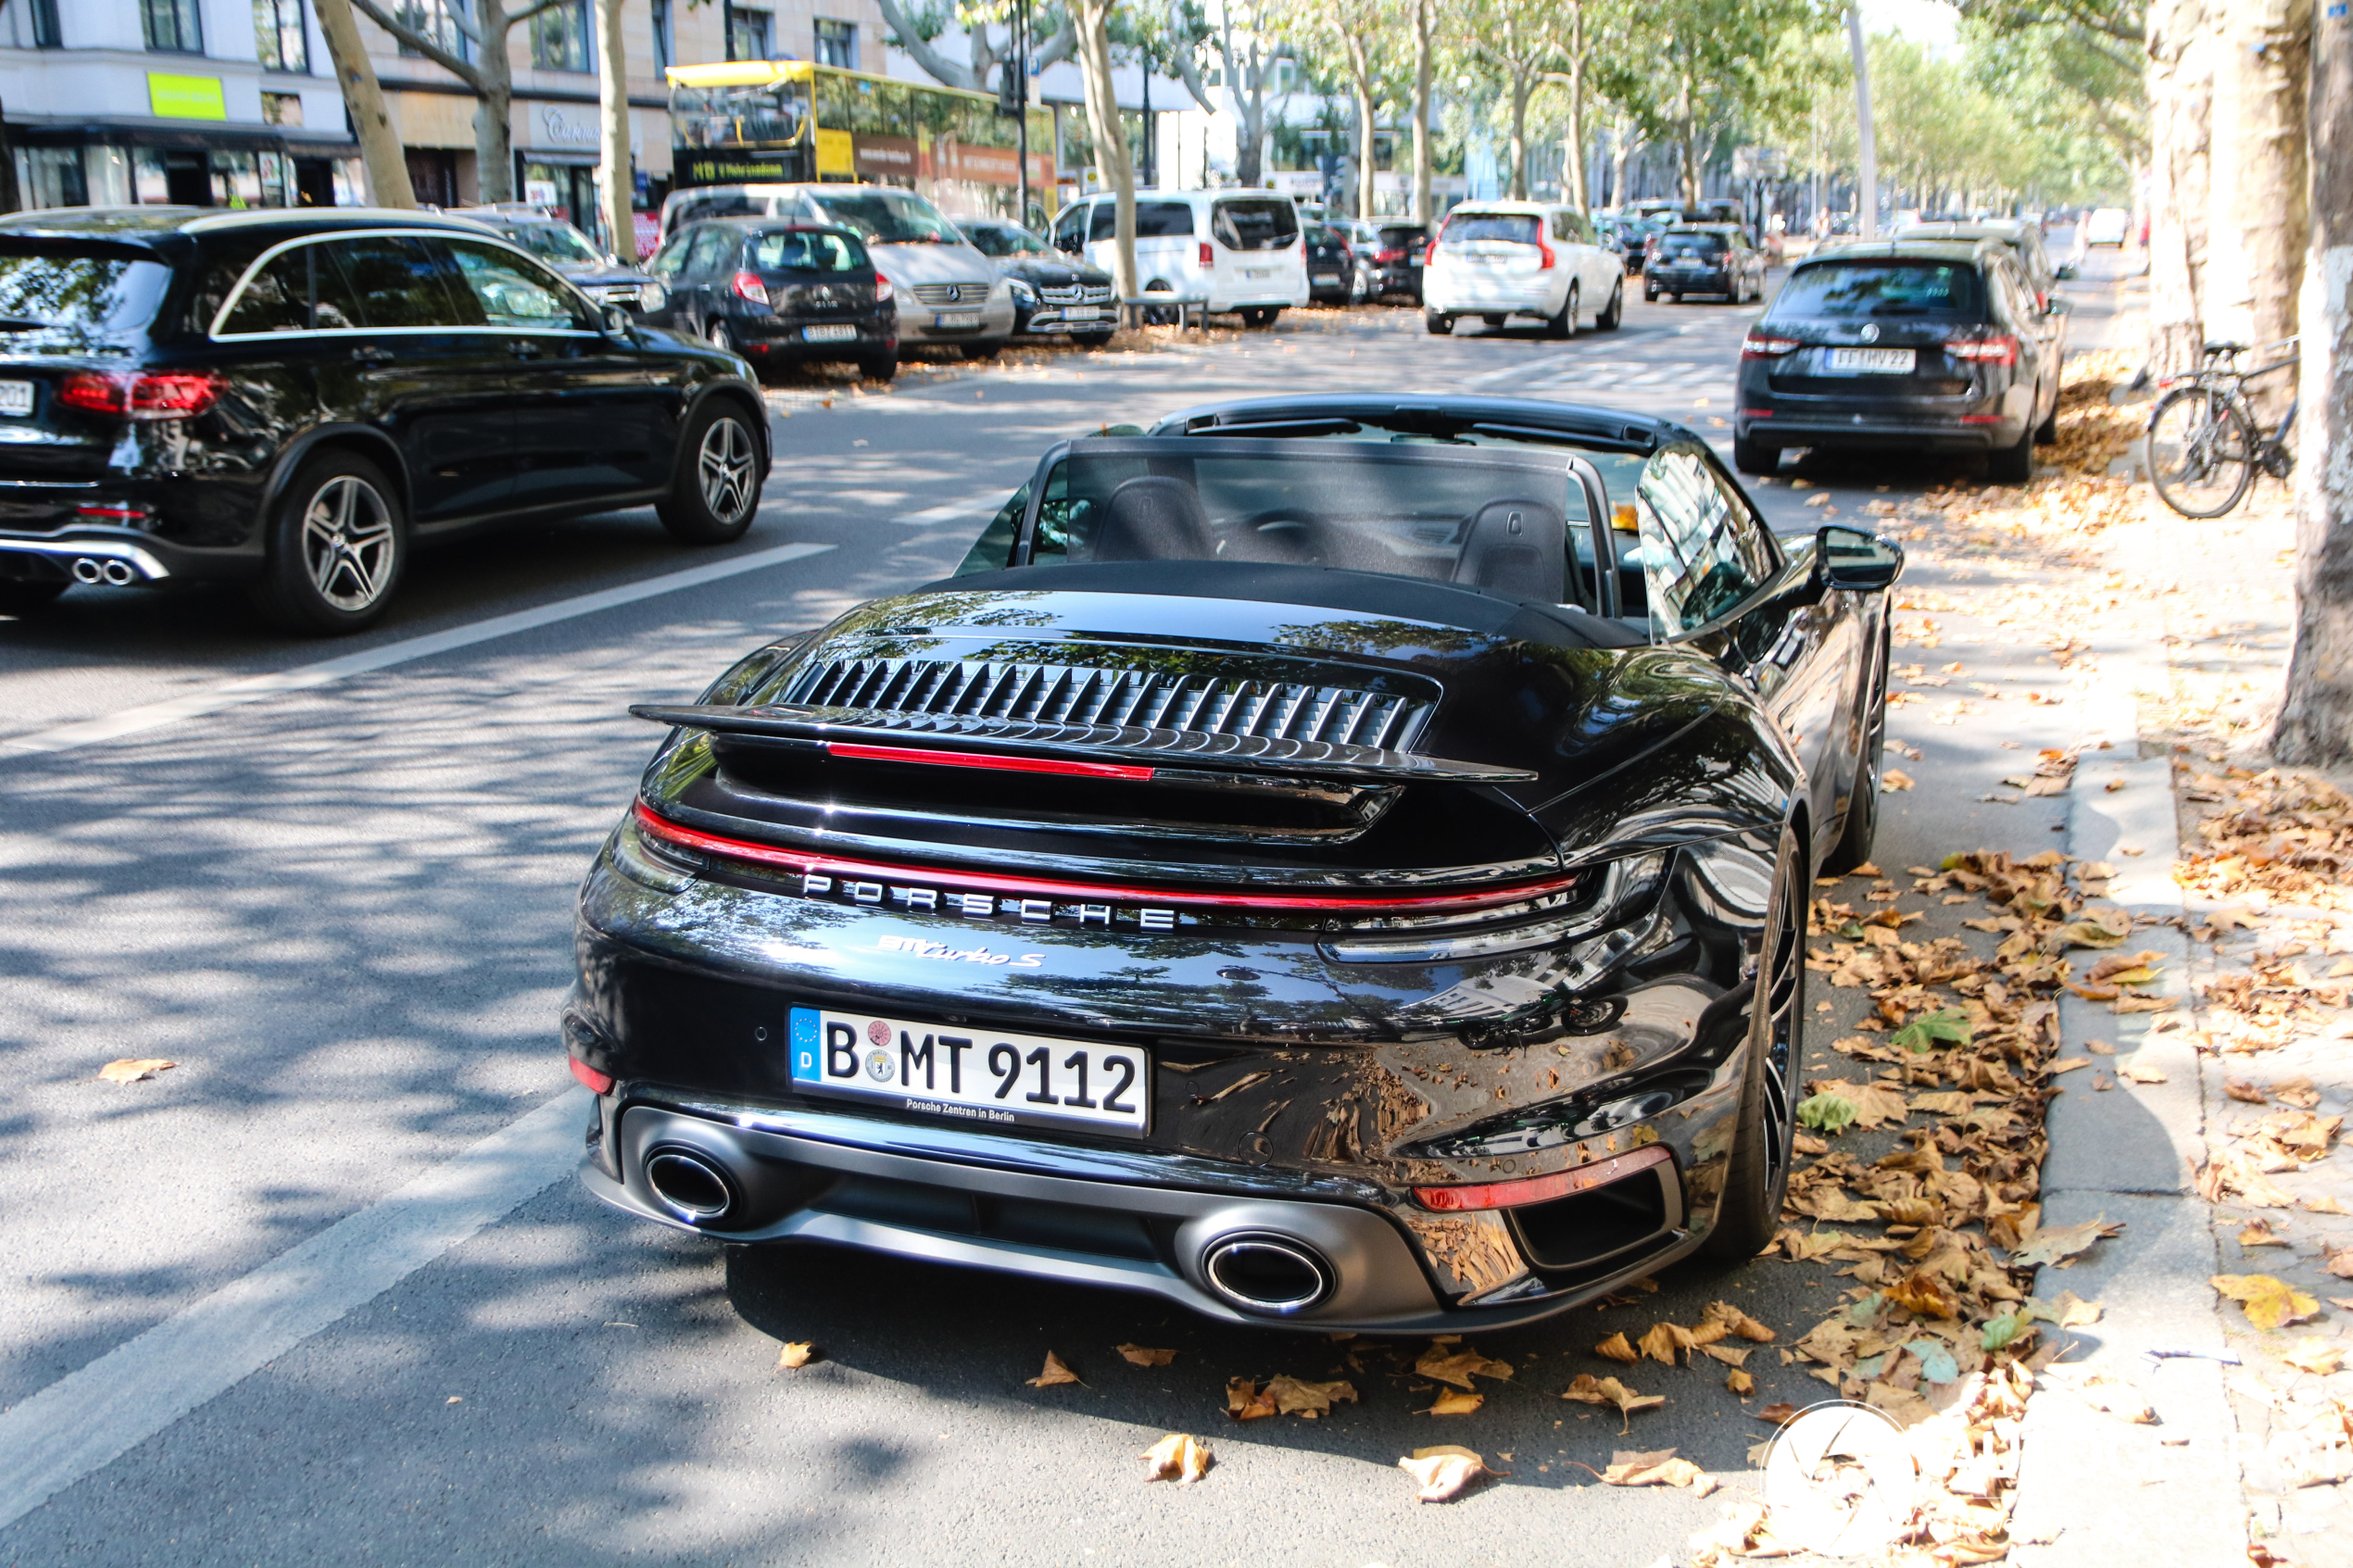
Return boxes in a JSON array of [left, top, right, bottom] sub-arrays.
[[1462, 0, 1566, 200], [346, 0, 581, 204], [596, 0, 632, 258], [1075, 0, 1139, 294], [876, 0, 1077, 94], [1407, 0, 1436, 220], [2272, 0, 2353, 761], [311, 0, 413, 207], [1594, 0, 1815, 206], [1298, 0, 1400, 219]]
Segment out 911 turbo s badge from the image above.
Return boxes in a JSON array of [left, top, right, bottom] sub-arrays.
[[875, 933, 1045, 967]]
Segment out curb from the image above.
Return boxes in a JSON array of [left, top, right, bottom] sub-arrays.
[[2007, 587, 2246, 1563]]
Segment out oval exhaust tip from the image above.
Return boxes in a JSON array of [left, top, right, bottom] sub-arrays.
[[71, 558, 105, 584], [644, 1147, 735, 1224], [1202, 1234, 1333, 1314]]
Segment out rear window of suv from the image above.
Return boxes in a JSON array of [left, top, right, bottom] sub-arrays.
[[1212, 199, 1299, 251], [1445, 213, 1540, 245], [0, 244, 172, 351], [1656, 231, 1729, 257], [1773, 259, 1985, 319]]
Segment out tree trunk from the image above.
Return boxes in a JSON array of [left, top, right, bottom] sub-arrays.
[[596, 0, 633, 257], [1076, 0, 1136, 295], [2208, 0, 2313, 420], [2271, 5, 2353, 762], [1344, 34, 1377, 220], [1564, 5, 1588, 212], [1612, 119, 1637, 208], [1411, 0, 1432, 221], [314, 0, 415, 207], [474, 0, 518, 204], [1507, 73, 1531, 200]]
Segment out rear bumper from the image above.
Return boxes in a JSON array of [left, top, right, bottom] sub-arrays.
[[1647, 269, 1730, 292], [0, 523, 257, 583], [1737, 367, 2023, 452], [1424, 276, 1555, 315]]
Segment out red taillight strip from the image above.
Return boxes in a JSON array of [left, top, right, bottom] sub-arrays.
[[632, 801, 1583, 915], [1413, 1144, 1671, 1212], [824, 741, 1154, 782]]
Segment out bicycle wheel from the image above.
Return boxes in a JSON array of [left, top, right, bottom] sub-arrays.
[[2148, 385, 2257, 518]]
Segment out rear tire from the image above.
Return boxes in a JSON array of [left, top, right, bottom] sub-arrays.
[[0, 578, 68, 617], [1732, 435, 1780, 475], [1142, 282, 1176, 326], [247, 451, 407, 635], [1544, 282, 1579, 339], [859, 351, 899, 382], [1987, 421, 2035, 484], [1425, 311, 1453, 335], [1595, 280, 1623, 331], [659, 399, 762, 545], [1701, 823, 1806, 1261]]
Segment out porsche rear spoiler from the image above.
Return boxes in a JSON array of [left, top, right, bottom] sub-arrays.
[[628, 702, 1538, 785]]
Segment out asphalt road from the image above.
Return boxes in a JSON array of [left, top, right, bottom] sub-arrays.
[[0, 256, 2129, 1568]]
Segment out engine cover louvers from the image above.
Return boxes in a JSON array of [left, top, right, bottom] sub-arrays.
[[780, 656, 1435, 754]]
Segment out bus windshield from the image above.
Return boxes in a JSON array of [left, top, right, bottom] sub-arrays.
[[671, 80, 810, 151]]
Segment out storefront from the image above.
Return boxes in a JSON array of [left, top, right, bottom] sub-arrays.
[[10, 123, 360, 211]]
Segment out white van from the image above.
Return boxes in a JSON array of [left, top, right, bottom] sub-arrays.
[[658, 183, 1014, 355], [2082, 207, 2132, 247], [1049, 190, 1308, 325], [1422, 201, 1625, 337]]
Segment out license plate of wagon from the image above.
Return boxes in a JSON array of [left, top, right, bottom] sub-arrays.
[[1828, 347, 1916, 373], [789, 1007, 1149, 1136]]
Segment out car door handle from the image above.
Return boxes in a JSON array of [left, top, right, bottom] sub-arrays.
[[510, 341, 544, 360], [350, 346, 391, 366]]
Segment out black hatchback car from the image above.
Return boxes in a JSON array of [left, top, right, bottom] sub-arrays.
[[1642, 225, 1767, 303], [645, 220, 898, 382], [1302, 222, 1357, 305], [0, 207, 769, 633], [1733, 239, 2066, 483]]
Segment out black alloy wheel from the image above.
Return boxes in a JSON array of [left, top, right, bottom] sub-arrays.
[[1822, 622, 1890, 875], [1702, 823, 1806, 1260], [0, 578, 68, 617], [249, 450, 407, 634], [1426, 311, 1453, 335], [707, 317, 740, 357], [1142, 282, 1177, 326], [659, 400, 761, 545], [1595, 279, 1624, 331]]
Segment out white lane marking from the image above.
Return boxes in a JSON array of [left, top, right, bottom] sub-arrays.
[[0, 1089, 589, 1530], [4, 541, 837, 758], [892, 497, 999, 528]]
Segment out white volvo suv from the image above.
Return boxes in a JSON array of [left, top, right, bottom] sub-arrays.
[[1424, 202, 1625, 337]]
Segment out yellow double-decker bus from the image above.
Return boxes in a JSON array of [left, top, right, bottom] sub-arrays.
[[667, 60, 1055, 220]]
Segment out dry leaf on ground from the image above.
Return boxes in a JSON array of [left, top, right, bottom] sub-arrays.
[[1117, 1344, 1176, 1367], [1416, 1342, 1515, 1389], [1425, 1389, 1483, 1415], [1563, 1374, 1664, 1432], [1593, 1331, 1639, 1363], [1884, 768, 1916, 791], [2010, 1216, 2123, 1270], [1639, 1322, 1699, 1365], [1225, 1377, 1277, 1420], [1727, 1368, 1756, 1396], [1265, 1375, 1358, 1417], [1027, 1351, 1082, 1387], [2118, 1056, 2169, 1085], [1398, 1445, 1490, 1501], [2281, 1339, 2345, 1376], [2213, 1273, 2322, 1330], [1142, 1433, 1212, 1484], [776, 1341, 815, 1370], [1601, 1448, 1716, 1494], [96, 1059, 175, 1084], [1703, 1300, 1776, 1341]]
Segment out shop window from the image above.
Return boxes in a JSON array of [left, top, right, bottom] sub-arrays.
[[725, 3, 772, 62], [29, 0, 60, 48], [395, 0, 469, 60], [814, 18, 855, 69], [255, 0, 307, 72], [143, 0, 205, 53], [19, 147, 88, 209], [262, 92, 304, 126], [531, 0, 592, 71], [650, 0, 673, 69]]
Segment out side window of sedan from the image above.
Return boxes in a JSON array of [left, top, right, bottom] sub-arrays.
[[1631, 445, 1779, 637], [326, 235, 466, 328], [444, 240, 591, 330]]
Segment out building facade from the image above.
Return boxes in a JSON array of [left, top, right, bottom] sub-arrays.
[[0, 0, 363, 211]]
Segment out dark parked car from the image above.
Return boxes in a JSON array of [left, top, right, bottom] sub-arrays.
[[1342, 219, 1429, 301], [1642, 225, 1767, 303], [459, 207, 658, 314], [568, 392, 1903, 1334], [1734, 238, 2067, 483], [645, 220, 898, 382], [1598, 216, 1658, 274], [1303, 221, 1358, 306], [0, 207, 768, 632], [957, 218, 1115, 345]]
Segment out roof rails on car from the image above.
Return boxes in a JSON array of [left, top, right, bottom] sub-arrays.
[[182, 206, 483, 234]]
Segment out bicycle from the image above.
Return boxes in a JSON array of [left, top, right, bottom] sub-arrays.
[[2146, 338, 2297, 518]]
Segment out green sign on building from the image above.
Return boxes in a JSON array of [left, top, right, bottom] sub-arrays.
[[148, 74, 228, 121]]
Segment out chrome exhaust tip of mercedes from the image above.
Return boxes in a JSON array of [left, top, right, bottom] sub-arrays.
[[643, 1146, 737, 1225], [69, 558, 136, 586], [1201, 1233, 1335, 1315]]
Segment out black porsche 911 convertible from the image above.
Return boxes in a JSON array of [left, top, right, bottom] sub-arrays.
[[566, 395, 1901, 1333]]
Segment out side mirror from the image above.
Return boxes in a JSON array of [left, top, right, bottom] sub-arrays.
[[1816, 524, 1904, 592], [2046, 295, 2073, 316], [598, 302, 636, 339]]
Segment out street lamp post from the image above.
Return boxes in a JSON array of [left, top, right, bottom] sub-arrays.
[[1845, 6, 1877, 239]]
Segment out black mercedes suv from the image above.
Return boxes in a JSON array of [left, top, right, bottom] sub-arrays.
[[0, 207, 771, 633]]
